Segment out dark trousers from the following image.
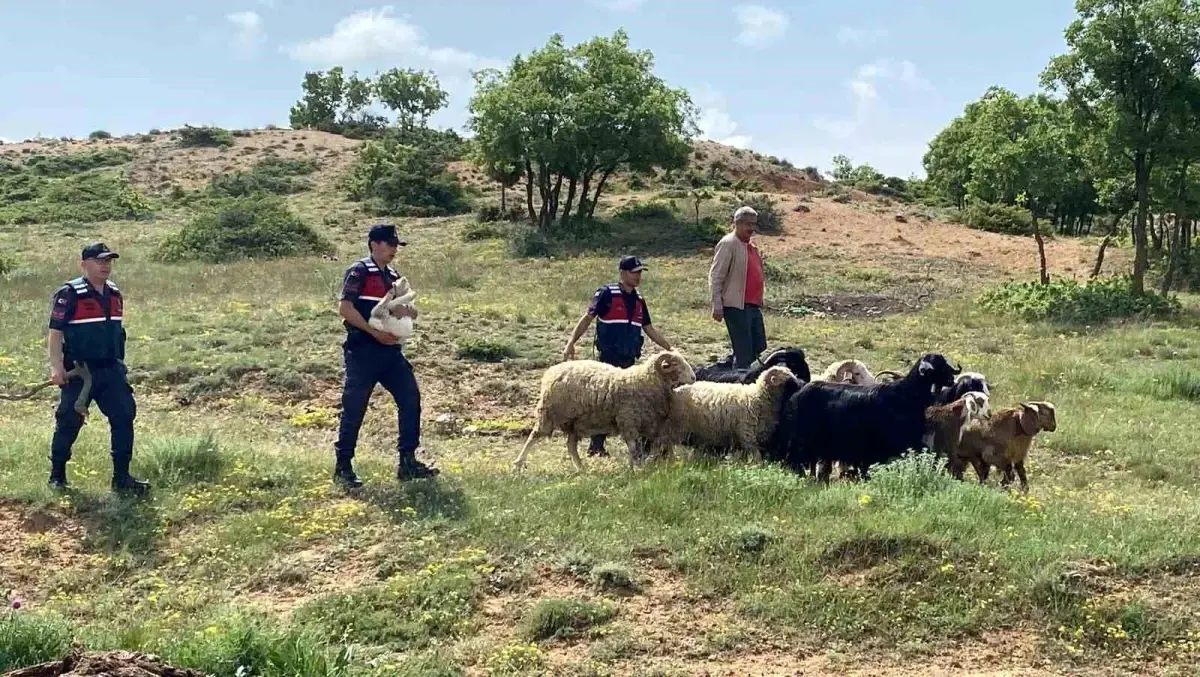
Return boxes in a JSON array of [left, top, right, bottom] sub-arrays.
[[723, 304, 767, 369], [589, 352, 636, 452], [51, 361, 137, 470], [335, 341, 421, 462]]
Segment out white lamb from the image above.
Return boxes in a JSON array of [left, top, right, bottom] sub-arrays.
[[813, 358, 878, 385], [658, 364, 799, 462], [511, 350, 697, 472], [368, 277, 417, 344]]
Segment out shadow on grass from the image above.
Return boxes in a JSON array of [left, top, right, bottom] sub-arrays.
[[68, 492, 163, 558], [357, 477, 471, 524]]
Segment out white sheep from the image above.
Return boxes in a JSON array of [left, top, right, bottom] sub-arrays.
[[657, 364, 799, 462], [511, 350, 697, 472], [813, 358, 879, 385], [369, 277, 417, 344]]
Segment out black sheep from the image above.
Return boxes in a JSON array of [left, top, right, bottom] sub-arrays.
[[694, 346, 812, 385], [769, 352, 961, 482], [935, 371, 992, 405]]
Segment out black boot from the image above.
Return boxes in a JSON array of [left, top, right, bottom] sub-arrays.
[[48, 460, 69, 491], [334, 457, 364, 489], [397, 449, 439, 481], [111, 456, 150, 495]]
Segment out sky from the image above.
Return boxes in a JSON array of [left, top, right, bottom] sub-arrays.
[[0, 0, 1080, 178]]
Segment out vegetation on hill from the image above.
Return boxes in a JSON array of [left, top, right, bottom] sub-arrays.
[[5, 2, 1200, 675], [922, 0, 1200, 296], [468, 30, 697, 230], [159, 195, 331, 263]]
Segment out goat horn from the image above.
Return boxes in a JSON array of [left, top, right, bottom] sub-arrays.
[[952, 362, 963, 374]]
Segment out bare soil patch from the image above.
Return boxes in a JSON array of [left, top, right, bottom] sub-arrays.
[[0, 502, 90, 599], [767, 197, 1127, 280]]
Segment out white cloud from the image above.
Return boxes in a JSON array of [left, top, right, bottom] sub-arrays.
[[734, 5, 788, 47], [587, 0, 647, 10], [693, 86, 753, 149], [227, 11, 266, 58], [836, 26, 888, 46], [281, 6, 496, 70], [813, 58, 933, 139], [0, 137, 12, 145]]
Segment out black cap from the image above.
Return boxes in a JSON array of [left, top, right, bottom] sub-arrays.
[[81, 242, 119, 261], [368, 223, 406, 247], [619, 255, 647, 272]]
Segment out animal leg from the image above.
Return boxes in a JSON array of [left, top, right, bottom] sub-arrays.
[[946, 454, 966, 481], [1015, 461, 1029, 494], [566, 433, 586, 473], [999, 463, 1015, 489], [816, 460, 833, 484], [970, 458, 990, 484], [512, 428, 541, 471]]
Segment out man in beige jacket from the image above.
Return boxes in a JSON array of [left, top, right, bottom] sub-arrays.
[[708, 205, 767, 369]]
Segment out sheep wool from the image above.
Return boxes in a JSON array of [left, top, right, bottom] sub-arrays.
[[511, 350, 697, 472], [662, 365, 798, 460]]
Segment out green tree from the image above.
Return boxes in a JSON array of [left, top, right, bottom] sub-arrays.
[[468, 30, 697, 229], [1042, 0, 1200, 294], [375, 68, 449, 133], [288, 67, 382, 134]]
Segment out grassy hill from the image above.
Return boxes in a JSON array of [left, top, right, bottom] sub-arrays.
[[3, 127, 1198, 677]]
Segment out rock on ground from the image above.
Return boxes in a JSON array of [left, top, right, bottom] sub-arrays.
[[3, 649, 207, 677]]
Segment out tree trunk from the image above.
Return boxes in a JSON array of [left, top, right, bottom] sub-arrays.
[[576, 172, 593, 219], [1032, 212, 1050, 285], [1091, 209, 1129, 280], [1161, 215, 1182, 294], [524, 160, 536, 227], [549, 173, 564, 223], [537, 162, 551, 229], [500, 183, 506, 213], [1132, 150, 1151, 295], [1150, 212, 1163, 252], [562, 176, 578, 224], [587, 167, 616, 219]]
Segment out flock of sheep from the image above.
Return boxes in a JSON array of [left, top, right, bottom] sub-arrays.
[[511, 347, 1058, 493]]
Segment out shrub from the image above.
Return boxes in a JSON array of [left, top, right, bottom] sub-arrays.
[[728, 193, 783, 235], [160, 196, 331, 263], [208, 157, 319, 197], [977, 276, 1182, 324], [0, 171, 153, 225], [611, 200, 676, 221], [345, 136, 470, 217], [456, 338, 518, 363], [506, 226, 556, 258], [24, 148, 133, 177], [178, 125, 235, 148], [957, 201, 1034, 236], [0, 252, 16, 277], [462, 221, 507, 242], [476, 203, 525, 224], [521, 599, 615, 641], [88, 130, 112, 140]]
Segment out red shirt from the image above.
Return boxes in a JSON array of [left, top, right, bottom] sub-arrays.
[[744, 240, 764, 306]]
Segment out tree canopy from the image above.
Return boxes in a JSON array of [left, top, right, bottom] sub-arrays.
[[922, 0, 1200, 294], [467, 30, 698, 229]]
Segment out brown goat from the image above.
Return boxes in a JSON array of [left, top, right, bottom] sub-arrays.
[[923, 391, 990, 477], [956, 401, 1057, 493]]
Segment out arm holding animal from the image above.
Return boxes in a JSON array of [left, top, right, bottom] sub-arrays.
[[340, 300, 399, 345]]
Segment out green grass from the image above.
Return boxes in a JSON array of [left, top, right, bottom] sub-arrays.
[[3, 180, 1200, 675]]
